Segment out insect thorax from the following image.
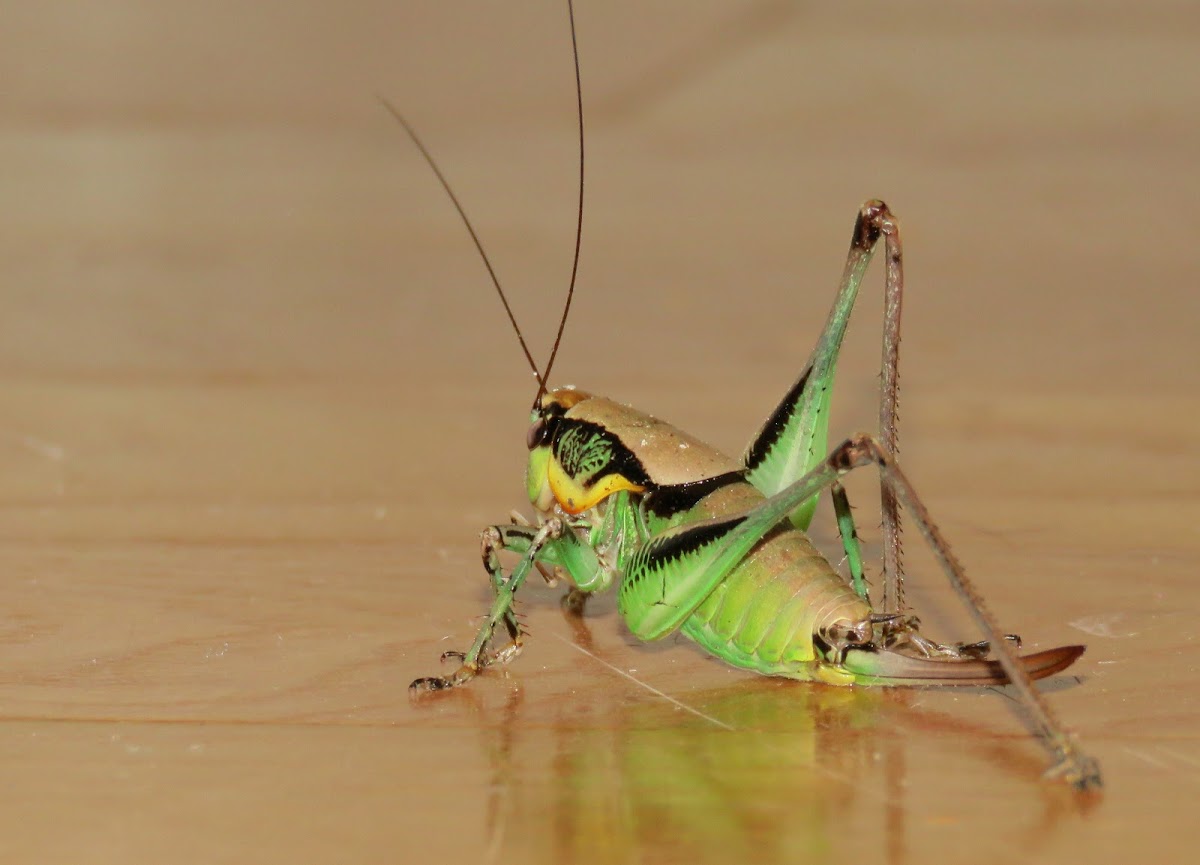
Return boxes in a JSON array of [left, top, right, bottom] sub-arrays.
[[527, 391, 743, 518]]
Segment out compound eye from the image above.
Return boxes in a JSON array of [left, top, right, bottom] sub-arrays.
[[526, 418, 548, 450]]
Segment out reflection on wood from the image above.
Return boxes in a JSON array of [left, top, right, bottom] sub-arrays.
[[423, 611, 1093, 865]]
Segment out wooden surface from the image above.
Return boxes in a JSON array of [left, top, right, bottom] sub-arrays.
[[2, 2, 1197, 862]]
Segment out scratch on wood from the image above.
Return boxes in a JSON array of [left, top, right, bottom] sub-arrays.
[[551, 632, 735, 731]]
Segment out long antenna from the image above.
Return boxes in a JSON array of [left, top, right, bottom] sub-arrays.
[[535, 0, 586, 408], [378, 97, 544, 387]]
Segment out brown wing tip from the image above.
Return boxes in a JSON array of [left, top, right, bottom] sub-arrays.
[[843, 643, 1088, 685], [1022, 644, 1086, 681]]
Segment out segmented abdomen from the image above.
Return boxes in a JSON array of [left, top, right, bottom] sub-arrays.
[[679, 526, 870, 680]]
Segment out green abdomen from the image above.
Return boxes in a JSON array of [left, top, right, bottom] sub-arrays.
[[679, 527, 869, 682]]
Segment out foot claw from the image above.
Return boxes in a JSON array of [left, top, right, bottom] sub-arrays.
[[952, 633, 1022, 659], [560, 587, 588, 617], [409, 661, 480, 692], [1045, 747, 1103, 792], [412, 649, 482, 691]]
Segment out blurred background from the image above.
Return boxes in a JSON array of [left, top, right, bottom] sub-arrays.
[[0, 2, 1196, 863]]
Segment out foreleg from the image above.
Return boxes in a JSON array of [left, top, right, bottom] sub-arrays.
[[410, 520, 564, 691]]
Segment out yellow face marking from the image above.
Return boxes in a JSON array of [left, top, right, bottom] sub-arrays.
[[547, 459, 644, 515]]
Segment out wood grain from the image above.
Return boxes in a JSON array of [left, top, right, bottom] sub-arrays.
[[1, 2, 1197, 863]]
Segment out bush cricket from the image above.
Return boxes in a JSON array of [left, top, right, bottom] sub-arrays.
[[390, 0, 1101, 791]]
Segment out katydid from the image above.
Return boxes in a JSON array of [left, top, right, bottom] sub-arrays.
[[392, 1, 1101, 791]]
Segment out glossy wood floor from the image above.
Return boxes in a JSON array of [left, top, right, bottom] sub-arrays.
[[1, 2, 1197, 863]]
